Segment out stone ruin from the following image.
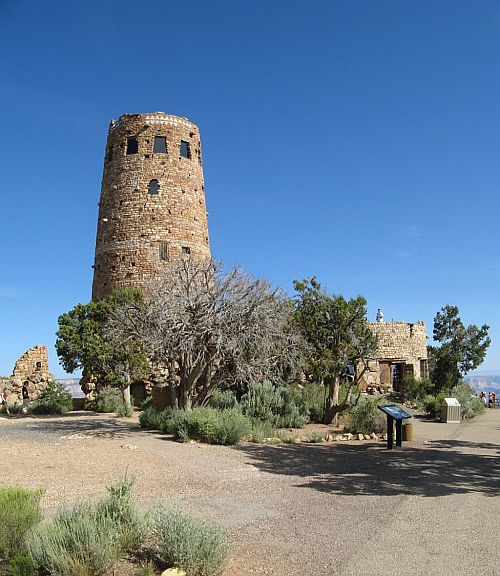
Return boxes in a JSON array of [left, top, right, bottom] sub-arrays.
[[0, 345, 54, 405]]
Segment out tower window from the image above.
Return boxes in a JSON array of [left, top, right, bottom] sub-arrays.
[[180, 140, 191, 159], [148, 179, 159, 195], [107, 146, 113, 161], [126, 138, 138, 154], [160, 242, 169, 261], [182, 246, 191, 254], [153, 136, 167, 153]]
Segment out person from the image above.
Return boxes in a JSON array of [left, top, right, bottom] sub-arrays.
[[492, 392, 497, 408], [2, 388, 10, 415], [488, 392, 493, 409], [21, 381, 30, 414], [376, 308, 384, 323]]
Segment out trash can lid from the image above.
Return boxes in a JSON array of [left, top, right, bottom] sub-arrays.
[[442, 397, 461, 406]]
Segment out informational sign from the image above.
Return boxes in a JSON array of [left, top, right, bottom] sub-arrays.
[[378, 404, 412, 421]]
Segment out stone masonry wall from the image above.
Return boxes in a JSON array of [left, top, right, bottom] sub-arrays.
[[92, 112, 211, 300], [1, 345, 54, 405], [361, 322, 428, 390]]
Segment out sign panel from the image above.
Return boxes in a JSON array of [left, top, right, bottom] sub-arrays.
[[378, 404, 412, 421]]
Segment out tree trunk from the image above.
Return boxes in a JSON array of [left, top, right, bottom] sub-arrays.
[[324, 375, 340, 424], [121, 385, 131, 410]]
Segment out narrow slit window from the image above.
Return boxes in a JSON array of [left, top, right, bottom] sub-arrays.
[[153, 136, 167, 153], [182, 246, 191, 254], [160, 242, 169, 261], [107, 145, 114, 161], [148, 179, 159, 195], [180, 140, 191, 159], [126, 137, 138, 154]]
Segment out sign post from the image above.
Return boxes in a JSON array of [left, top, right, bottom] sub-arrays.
[[378, 405, 412, 450]]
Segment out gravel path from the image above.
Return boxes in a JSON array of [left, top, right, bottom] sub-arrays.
[[1, 410, 499, 576]]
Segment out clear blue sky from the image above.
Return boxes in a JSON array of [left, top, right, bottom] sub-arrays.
[[1, 0, 498, 378]]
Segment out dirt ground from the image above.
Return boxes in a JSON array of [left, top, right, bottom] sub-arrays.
[[1, 410, 499, 576]]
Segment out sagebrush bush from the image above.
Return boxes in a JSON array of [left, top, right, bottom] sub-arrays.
[[116, 400, 133, 418], [348, 397, 385, 435], [290, 383, 325, 423], [6, 552, 36, 576], [160, 408, 252, 445], [450, 383, 485, 420], [249, 419, 276, 443], [31, 381, 73, 415], [0, 486, 44, 559], [240, 381, 307, 428], [208, 389, 239, 411], [88, 387, 122, 413], [139, 406, 167, 429], [27, 503, 121, 576], [153, 507, 230, 576]]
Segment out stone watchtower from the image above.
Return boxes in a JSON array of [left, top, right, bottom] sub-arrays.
[[92, 112, 210, 300]]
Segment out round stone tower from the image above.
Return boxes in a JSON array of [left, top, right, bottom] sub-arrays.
[[92, 112, 210, 300]]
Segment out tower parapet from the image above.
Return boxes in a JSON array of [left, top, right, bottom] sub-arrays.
[[92, 112, 210, 300]]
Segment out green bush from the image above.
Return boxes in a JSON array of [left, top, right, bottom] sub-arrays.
[[116, 401, 133, 418], [88, 387, 122, 413], [27, 503, 121, 576], [153, 507, 230, 576], [400, 377, 433, 403], [160, 408, 252, 445], [31, 381, 73, 415], [139, 406, 167, 429], [96, 476, 146, 551], [240, 381, 307, 428], [348, 397, 385, 435], [450, 382, 485, 420], [208, 389, 239, 411], [0, 486, 44, 559], [6, 553, 36, 576], [290, 383, 325, 423], [249, 419, 277, 443]]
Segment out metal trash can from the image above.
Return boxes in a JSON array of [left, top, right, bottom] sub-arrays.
[[441, 398, 461, 423], [402, 422, 413, 441]]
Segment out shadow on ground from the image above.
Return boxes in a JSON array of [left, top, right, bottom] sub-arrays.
[[0, 412, 140, 439], [235, 441, 500, 497]]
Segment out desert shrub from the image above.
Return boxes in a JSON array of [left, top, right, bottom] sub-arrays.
[[208, 389, 239, 411], [422, 391, 447, 418], [290, 383, 325, 423], [88, 386, 122, 413], [31, 381, 73, 415], [160, 408, 252, 445], [96, 476, 146, 551], [27, 503, 121, 576], [348, 397, 385, 435], [249, 419, 276, 443], [139, 406, 169, 429], [140, 397, 153, 410], [153, 507, 230, 576], [0, 486, 44, 559], [240, 381, 307, 428], [116, 401, 133, 418], [400, 377, 433, 403], [6, 552, 37, 576], [305, 432, 324, 443], [451, 382, 485, 420]]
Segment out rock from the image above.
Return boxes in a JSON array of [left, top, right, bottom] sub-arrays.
[[324, 434, 333, 442], [382, 434, 388, 441], [161, 569, 187, 576], [370, 432, 378, 440], [357, 433, 364, 441], [345, 433, 353, 441], [121, 444, 138, 450], [364, 434, 371, 440], [334, 435, 344, 441]]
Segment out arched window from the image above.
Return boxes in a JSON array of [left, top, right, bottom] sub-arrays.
[[148, 179, 159, 195]]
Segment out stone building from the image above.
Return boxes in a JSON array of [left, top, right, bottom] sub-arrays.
[[0, 345, 54, 405], [360, 321, 429, 391], [92, 112, 211, 300]]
